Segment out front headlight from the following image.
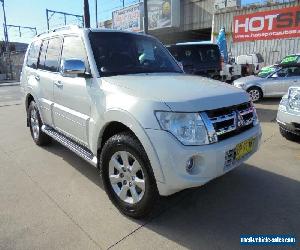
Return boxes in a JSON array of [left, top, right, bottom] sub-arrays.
[[155, 112, 209, 145], [288, 87, 300, 111], [234, 82, 246, 89], [278, 95, 288, 112]]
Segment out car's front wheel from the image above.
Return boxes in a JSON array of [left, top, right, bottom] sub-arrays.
[[247, 87, 263, 102], [100, 132, 158, 218]]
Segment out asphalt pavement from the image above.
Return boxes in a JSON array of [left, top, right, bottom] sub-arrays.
[[0, 85, 299, 250]]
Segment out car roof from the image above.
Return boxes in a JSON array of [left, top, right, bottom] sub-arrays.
[[283, 54, 300, 57], [168, 41, 217, 47], [34, 25, 153, 41]]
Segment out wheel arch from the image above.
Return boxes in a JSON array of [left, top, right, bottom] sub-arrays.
[[246, 85, 264, 98], [93, 109, 165, 183]]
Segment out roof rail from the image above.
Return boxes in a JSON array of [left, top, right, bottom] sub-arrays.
[[37, 25, 81, 37]]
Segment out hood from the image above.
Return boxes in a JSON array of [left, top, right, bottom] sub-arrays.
[[101, 73, 249, 112], [234, 75, 261, 85]]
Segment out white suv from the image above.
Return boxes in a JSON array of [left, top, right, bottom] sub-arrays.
[[21, 26, 262, 218]]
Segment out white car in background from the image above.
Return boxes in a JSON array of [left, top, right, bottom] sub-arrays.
[[21, 26, 262, 218], [277, 85, 300, 141]]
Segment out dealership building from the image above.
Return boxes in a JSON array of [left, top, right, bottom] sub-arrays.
[[101, 0, 300, 66]]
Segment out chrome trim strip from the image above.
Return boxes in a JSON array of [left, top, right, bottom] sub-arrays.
[[210, 113, 235, 123], [200, 112, 218, 143]]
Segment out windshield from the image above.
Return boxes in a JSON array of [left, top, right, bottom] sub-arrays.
[[89, 32, 182, 77], [281, 55, 300, 64], [258, 66, 278, 78]]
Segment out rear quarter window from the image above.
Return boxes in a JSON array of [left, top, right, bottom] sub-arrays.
[[26, 40, 42, 69]]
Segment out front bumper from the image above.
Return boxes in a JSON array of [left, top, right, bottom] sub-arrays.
[[145, 125, 262, 196], [277, 108, 300, 136]]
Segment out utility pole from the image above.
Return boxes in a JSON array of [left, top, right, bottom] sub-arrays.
[[46, 8, 50, 30], [84, 0, 91, 28], [95, 0, 98, 28], [1, 0, 13, 80], [1, 0, 9, 49], [143, 0, 148, 34]]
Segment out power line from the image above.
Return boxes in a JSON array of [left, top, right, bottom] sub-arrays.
[[46, 9, 84, 30], [6, 25, 37, 38]]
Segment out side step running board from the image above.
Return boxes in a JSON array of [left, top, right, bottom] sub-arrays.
[[41, 125, 98, 167]]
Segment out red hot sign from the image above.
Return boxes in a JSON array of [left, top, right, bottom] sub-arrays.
[[233, 6, 300, 42]]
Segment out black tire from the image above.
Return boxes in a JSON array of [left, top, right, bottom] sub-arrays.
[[279, 127, 300, 142], [247, 87, 263, 102], [100, 132, 159, 218], [28, 101, 51, 146]]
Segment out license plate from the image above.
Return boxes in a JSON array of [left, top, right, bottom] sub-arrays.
[[235, 138, 254, 160]]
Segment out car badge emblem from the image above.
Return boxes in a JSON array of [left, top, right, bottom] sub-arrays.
[[237, 112, 244, 128]]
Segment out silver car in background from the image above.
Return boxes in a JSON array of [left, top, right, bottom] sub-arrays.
[[277, 85, 300, 141], [234, 64, 300, 102]]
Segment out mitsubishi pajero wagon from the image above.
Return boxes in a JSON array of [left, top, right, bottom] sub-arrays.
[[21, 26, 262, 218]]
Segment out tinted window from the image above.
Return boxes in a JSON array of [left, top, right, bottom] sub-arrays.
[[44, 37, 62, 72], [286, 67, 300, 77], [26, 40, 41, 68], [61, 36, 87, 65], [175, 45, 221, 65], [89, 32, 182, 77], [38, 40, 48, 70]]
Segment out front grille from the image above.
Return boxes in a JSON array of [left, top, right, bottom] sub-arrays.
[[293, 123, 300, 131], [204, 102, 254, 142]]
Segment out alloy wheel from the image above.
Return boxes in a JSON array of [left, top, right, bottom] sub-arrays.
[[248, 89, 260, 102], [30, 108, 40, 139], [108, 151, 145, 204]]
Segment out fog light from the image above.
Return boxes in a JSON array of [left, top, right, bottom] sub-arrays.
[[186, 157, 194, 173]]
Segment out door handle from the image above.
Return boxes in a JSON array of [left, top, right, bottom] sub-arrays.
[[35, 75, 40, 81], [54, 80, 63, 88]]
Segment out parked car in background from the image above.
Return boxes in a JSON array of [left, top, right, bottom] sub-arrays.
[[167, 42, 222, 79], [21, 26, 261, 218], [233, 63, 300, 102], [277, 85, 300, 141], [260, 53, 300, 73], [236, 53, 264, 76]]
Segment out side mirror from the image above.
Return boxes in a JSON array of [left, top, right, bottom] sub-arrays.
[[61, 59, 87, 77]]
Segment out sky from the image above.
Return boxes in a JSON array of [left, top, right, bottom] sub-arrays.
[[0, 0, 269, 43]]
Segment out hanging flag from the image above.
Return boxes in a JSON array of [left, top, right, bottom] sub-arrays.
[[217, 27, 228, 63]]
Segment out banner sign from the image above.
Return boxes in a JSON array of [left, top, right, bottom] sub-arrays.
[[112, 3, 142, 32], [233, 6, 300, 42], [148, 0, 180, 30]]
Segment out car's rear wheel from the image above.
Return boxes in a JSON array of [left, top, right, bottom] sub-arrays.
[[100, 132, 158, 218], [279, 127, 300, 142], [28, 101, 51, 146], [247, 87, 262, 102]]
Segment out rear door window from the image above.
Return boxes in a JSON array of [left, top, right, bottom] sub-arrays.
[[44, 37, 63, 72], [26, 40, 41, 69]]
